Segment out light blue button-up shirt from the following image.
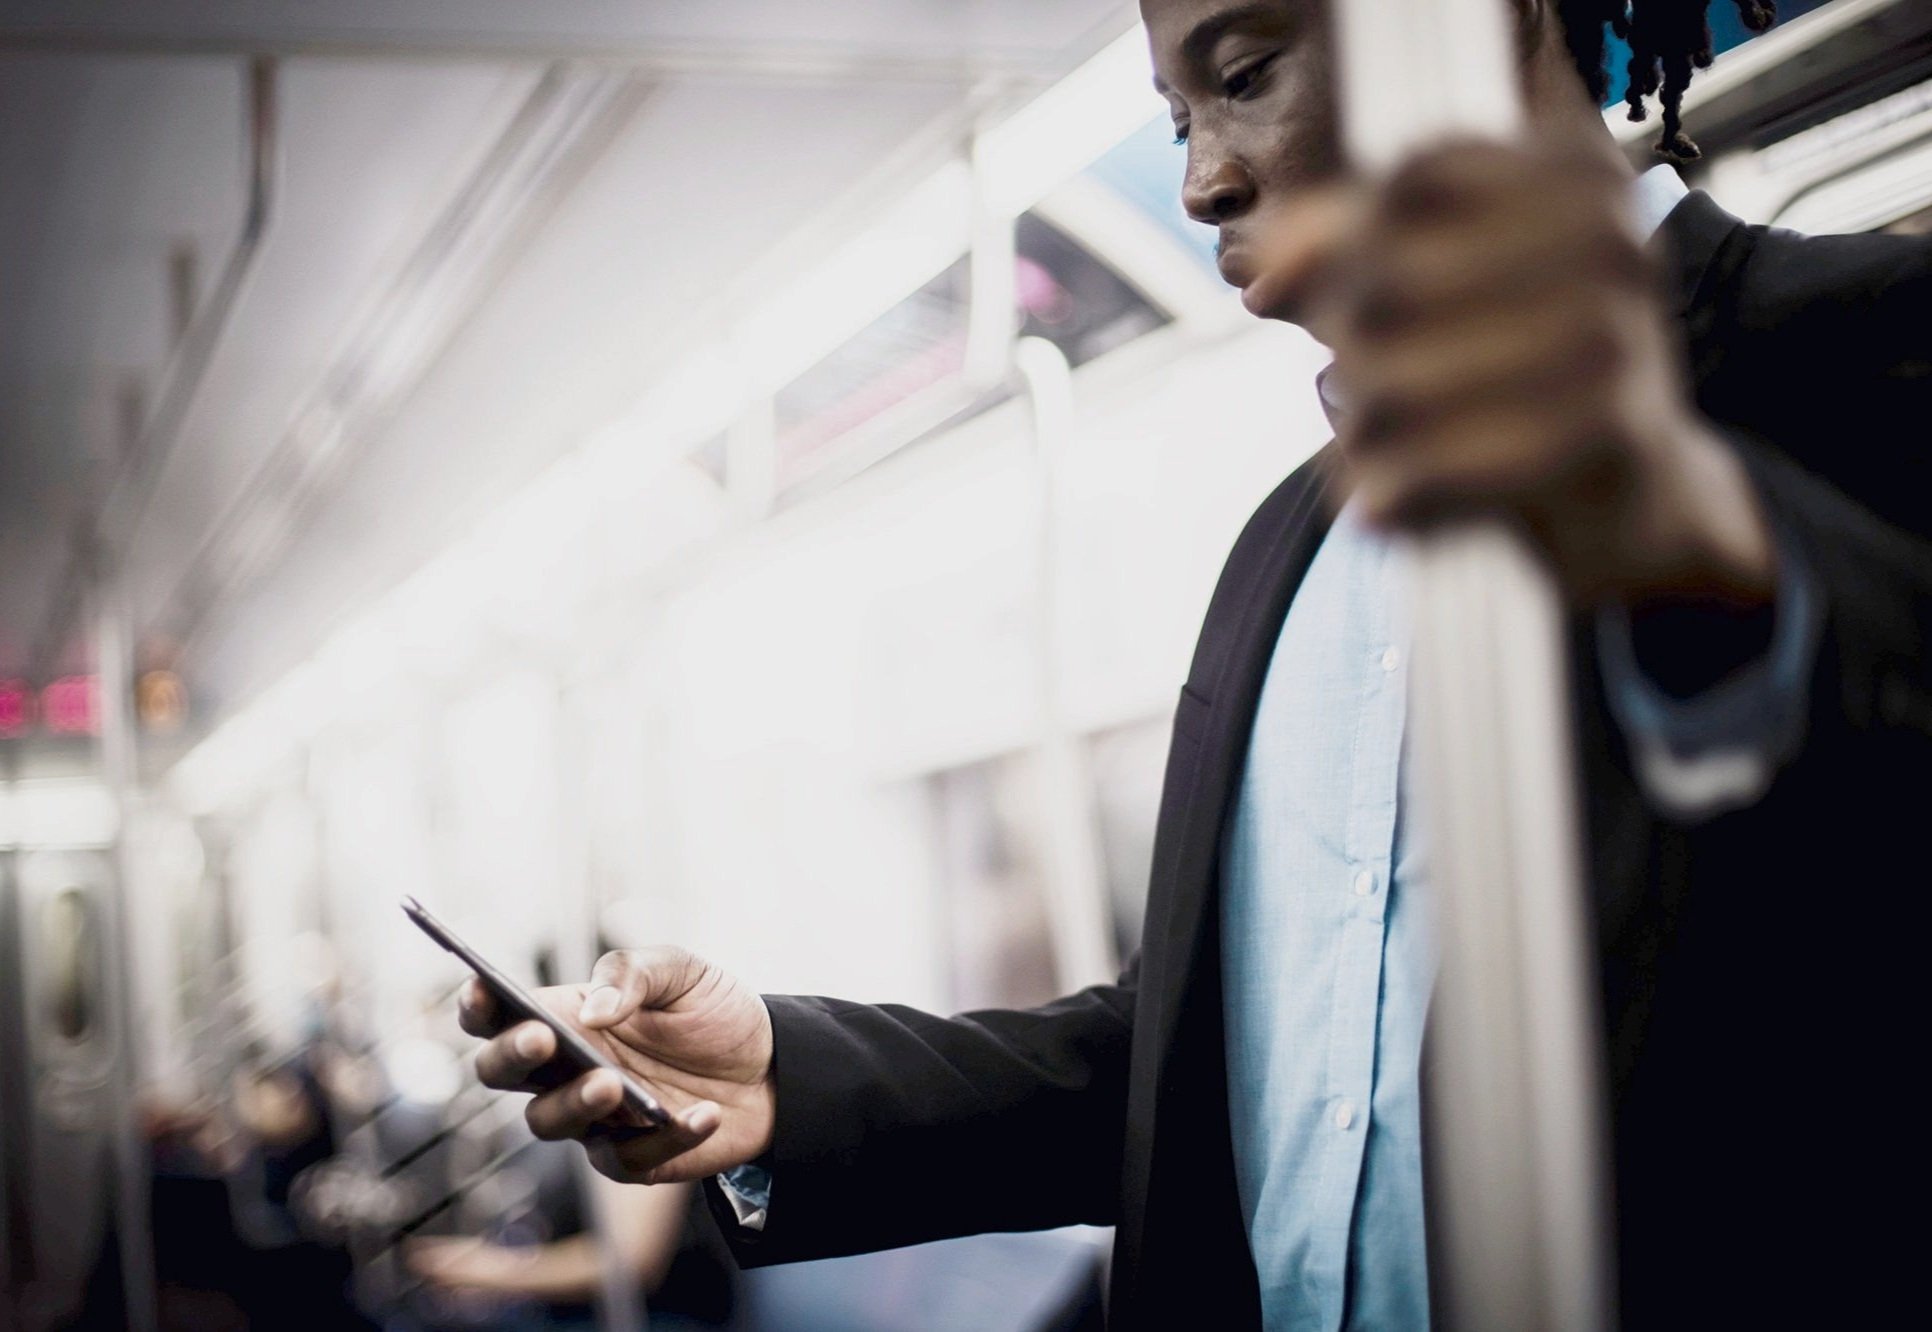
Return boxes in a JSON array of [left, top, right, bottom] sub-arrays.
[[1221, 504, 1432, 1331], [1219, 166, 1821, 1332]]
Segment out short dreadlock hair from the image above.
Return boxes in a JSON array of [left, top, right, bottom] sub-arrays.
[[1557, 1, 1778, 161]]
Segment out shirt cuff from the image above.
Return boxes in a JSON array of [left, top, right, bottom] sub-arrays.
[[716, 1162, 772, 1232], [1597, 529, 1822, 818]]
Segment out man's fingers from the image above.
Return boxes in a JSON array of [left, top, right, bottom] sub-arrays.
[[1343, 299, 1628, 450], [474, 1020, 555, 1091], [1349, 403, 1628, 532], [522, 1068, 626, 1139], [579, 946, 705, 1030], [590, 1102, 724, 1184], [525, 1073, 726, 1182], [1380, 137, 1623, 229], [455, 977, 500, 1038], [1346, 225, 1650, 344]]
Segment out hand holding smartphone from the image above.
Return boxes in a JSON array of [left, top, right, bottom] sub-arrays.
[[401, 895, 668, 1128]]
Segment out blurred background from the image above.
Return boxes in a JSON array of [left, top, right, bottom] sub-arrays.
[[1, 1, 1927, 1328]]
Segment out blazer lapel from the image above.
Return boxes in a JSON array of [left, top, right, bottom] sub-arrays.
[[1146, 447, 1339, 1059]]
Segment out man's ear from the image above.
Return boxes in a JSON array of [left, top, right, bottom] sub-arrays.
[[1512, 0, 1555, 63]]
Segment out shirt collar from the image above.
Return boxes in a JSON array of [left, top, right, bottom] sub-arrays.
[[1631, 163, 1690, 241]]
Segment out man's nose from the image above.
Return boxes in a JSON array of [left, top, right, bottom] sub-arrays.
[[1182, 156, 1255, 225]]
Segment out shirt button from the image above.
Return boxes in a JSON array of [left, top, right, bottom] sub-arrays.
[[1380, 646, 1400, 672], [1352, 869, 1374, 897], [1334, 1101, 1356, 1130]]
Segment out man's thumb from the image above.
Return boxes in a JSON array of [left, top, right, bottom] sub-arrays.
[[580, 985, 625, 1025], [578, 945, 702, 1027]]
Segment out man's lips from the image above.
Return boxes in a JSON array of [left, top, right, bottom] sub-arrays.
[[1215, 190, 1362, 325], [1219, 232, 1322, 321], [1220, 243, 1290, 318], [1217, 239, 1288, 318], [1214, 239, 1254, 290]]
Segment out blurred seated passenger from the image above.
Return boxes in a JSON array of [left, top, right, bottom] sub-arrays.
[[139, 1053, 375, 1330], [228, 1048, 375, 1328], [143, 1088, 251, 1332], [406, 1171, 739, 1331]]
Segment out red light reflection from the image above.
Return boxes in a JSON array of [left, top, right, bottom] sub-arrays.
[[41, 676, 99, 736], [0, 679, 31, 737]]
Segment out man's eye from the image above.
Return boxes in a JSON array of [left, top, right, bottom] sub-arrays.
[[1223, 53, 1278, 100], [1172, 125, 1189, 146]]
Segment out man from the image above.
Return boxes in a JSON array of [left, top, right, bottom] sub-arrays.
[[462, 0, 1932, 1325]]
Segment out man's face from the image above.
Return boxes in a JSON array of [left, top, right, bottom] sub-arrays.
[[1141, 0, 1345, 318]]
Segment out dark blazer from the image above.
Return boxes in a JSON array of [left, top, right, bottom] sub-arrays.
[[706, 193, 1932, 1327]]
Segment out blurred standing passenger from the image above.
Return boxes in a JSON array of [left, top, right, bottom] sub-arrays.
[[458, 1, 1932, 1327]]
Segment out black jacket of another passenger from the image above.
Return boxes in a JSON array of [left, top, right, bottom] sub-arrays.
[[704, 192, 1932, 1328]]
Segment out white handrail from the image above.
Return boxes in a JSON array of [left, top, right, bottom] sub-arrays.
[[1331, 2, 1616, 1328]]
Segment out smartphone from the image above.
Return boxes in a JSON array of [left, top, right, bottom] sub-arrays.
[[401, 894, 669, 1128]]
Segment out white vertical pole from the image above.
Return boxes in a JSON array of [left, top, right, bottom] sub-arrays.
[[96, 583, 159, 1332], [1015, 336, 1117, 989], [1330, 3, 1615, 1329]]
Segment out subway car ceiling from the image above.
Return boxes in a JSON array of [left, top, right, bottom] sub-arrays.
[[0, 0, 1165, 730], [5, 0, 1929, 776]]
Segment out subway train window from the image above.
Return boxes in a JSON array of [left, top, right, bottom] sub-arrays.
[[1013, 213, 1170, 367], [772, 215, 1171, 500], [6, 1, 1932, 1329], [928, 753, 1066, 1012], [772, 256, 976, 496]]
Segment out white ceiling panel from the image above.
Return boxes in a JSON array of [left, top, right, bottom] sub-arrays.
[[2, 0, 1127, 71], [190, 73, 966, 701], [0, 0, 1140, 700], [122, 60, 545, 605], [0, 54, 245, 669]]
